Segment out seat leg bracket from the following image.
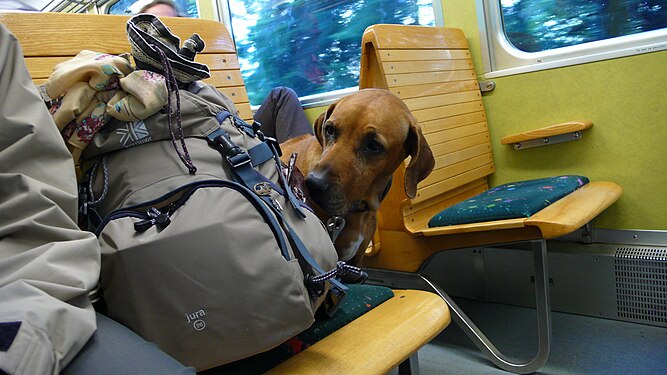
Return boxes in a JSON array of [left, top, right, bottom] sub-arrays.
[[420, 239, 552, 374], [398, 352, 420, 375]]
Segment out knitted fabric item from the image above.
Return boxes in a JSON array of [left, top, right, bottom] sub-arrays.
[[428, 175, 590, 227], [203, 284, 394, 374]]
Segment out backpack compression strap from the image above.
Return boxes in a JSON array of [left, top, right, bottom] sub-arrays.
[[206, 117, 349, 297], [209, 113, 306, 217]]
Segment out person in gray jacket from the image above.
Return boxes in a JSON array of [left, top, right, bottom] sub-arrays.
[[0, 23, 193, 375]]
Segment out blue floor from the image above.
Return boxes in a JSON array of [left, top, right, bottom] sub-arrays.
[[397, 298, 667, 375]]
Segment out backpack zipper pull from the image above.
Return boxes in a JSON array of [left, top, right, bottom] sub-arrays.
[[134, 217, 155, 232], [154, 211, 171, 229], [134, 207, 171, 232]]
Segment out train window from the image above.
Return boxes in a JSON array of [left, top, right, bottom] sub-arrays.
[[223, 0, 443, 106], [478, 0, 667, 77], [107, 0, 199, 18]]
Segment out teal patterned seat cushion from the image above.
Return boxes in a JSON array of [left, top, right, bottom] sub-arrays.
[[428, 175, 590, 227], [203, 284, 394, 374]]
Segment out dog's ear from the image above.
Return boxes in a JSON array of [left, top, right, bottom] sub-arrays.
[[313, 102, 337, 146], [404, 115, 435, 199]]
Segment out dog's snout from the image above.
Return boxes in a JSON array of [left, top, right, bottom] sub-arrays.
[[305, 172, 329, 195]]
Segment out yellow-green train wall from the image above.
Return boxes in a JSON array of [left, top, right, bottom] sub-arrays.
[[443, 1, 667, 230]]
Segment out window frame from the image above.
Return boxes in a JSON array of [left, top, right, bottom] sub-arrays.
[[215, 0, 445, 109], [477, 0, 667, 78]]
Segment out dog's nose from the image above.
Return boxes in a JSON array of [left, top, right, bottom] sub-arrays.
[[305, 172, 329, 196]]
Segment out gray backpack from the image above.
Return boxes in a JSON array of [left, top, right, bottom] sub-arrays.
[[80, 82, 353, 370]]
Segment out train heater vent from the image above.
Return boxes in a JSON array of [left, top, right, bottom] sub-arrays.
[[614, 247, 667, 326]]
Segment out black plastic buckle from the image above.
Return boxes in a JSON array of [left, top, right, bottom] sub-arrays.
[[252, 120, 262, 134], [233, 116, 255, 137], [227, 152, 252, 168], [322, 287, 347, 317], [209, 132, 237, 154], [208, 131, 252, 169]]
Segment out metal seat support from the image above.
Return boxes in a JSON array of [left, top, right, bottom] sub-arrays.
[[398, 352, 420, 375], [420, 239, 552, 374], [367, 239, 552, 374]]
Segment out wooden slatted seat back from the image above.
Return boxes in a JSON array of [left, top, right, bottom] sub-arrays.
[[0, 12, 253, 123], [360, 24, 495, 234]]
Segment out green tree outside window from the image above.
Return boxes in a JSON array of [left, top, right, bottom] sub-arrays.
[[228, 0, 436, 105], [501, 0, 667, 53]]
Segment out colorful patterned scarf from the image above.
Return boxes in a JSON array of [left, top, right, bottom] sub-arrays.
[[39, 50, 168, 167]]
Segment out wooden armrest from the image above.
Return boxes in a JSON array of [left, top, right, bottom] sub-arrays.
[[265, 290, 451, 374], [501, 121, 593, 145], [525, 181, 623, 238]]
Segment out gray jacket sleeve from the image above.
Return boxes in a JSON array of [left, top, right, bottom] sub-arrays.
[[0, 24, 101, 375]]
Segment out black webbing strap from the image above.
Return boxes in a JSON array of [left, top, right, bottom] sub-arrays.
[[266, 141, 306, 218], [248, 143, 273, 167], [206, 123, 348, 297], [271, 209, 348, 296]]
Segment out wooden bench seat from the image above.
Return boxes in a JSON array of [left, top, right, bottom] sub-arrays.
[[266, 290, 448, 374], [0, 13, 450, 374], [359, 24, 622, 374]]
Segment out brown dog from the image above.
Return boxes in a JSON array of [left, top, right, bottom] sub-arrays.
[[280, 88, 435, 266]]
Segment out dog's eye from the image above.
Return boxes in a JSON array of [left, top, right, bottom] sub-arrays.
[[324, 123, 335, 138], [365, 139, 385, 155]]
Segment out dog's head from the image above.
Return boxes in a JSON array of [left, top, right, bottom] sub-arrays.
[[306, 88, 435, 216]]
